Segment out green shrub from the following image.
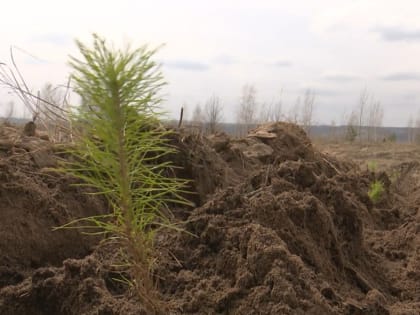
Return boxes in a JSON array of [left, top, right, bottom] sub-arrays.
[[368, 180, 384, 204]]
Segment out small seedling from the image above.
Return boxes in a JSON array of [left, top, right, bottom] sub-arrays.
[[56, 34, 190, 314], [368, 180, 384, 204], [389, 170, 400, 184], [367, 161, 377, 172]]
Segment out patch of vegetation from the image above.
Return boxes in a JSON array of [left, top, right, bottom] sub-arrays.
[[368, 180, 384, 204], [387, 132, 397, 142], [345, 124, 357, 143], [389, 170, 400, 184], [58, 34, 189, 314], [367, 160, 377, 172]]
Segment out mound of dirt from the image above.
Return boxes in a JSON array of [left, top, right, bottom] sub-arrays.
[[0, 126, 107, 289], [152, 124, 391, 314], [0, 122, 418, 315], [167, 131, 240, 208], [0, 255, 143, 315]]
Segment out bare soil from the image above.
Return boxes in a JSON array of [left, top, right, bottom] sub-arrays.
[[0, 123, 418, 314]]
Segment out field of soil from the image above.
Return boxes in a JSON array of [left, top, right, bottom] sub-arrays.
[[316, 141, 420, 171], [0, 122, 418, 314]]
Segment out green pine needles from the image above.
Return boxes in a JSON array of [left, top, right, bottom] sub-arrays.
[[368, 180, 384, 204], [62, 34, 188, 313]]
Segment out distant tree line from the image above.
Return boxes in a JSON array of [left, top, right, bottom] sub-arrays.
[[185, 83, 317, 137], [183, 85, 409, 145], [8, 81, 420, 145]]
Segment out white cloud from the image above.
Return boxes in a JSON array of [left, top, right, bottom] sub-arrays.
[[0, 1, 420, 126], [382, 72, 420, 81]]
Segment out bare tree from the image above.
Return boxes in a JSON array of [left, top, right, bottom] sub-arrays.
[[301, 89, 315, 134], [37, 82, 71, 141], [204, 95, 223, 134], [40, 83, 62, 104], [346, 110, 358, 142], [258, 93, 283, 123], [287, 96, 301, 124], [329, 120, 337, 142], [273, 89, 284, 122], [363, 92, 384, 142], [258, 102, 271, 123], [191, 104, 204, 133], [415, 110, 420, 143], [370, 101, 383, 142], [366, 97, 374, 142], [407, 116, 414, 143], [4, 101, 15, 123], [267, 89, 283, 122], [0, 49, 73, 142], [270, 98, 283, 122], [237, 84, 258, 136], [358, 88, 369, 142], [181, 103, 189, 123], [339, 109, 349, 139], [38, 82, 68, 119]]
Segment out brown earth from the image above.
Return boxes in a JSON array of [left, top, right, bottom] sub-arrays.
[[0, 122, 418, 314]]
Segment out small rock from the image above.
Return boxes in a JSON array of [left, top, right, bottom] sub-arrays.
[[208, 132, 230, 152], [248, 130, 277, 139], [23, 121, 36, 136], [321, 286, 337, 301], [243, 143, 274, 161], [365, 289, 387, 306]]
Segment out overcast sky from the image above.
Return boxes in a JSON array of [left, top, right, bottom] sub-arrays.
[[1, 0, 420, 126]]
